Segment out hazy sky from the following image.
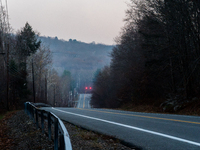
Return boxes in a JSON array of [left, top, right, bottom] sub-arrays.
[[6, 0, 128, 45]]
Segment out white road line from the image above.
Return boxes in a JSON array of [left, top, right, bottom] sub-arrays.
[[52, 107, 200, 147], [83, 94, 85, 108], [77, 94, 82, 108]]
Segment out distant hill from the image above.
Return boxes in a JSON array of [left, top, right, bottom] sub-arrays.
[[40, 36, 113, 74], [40, 36, 114, 89]]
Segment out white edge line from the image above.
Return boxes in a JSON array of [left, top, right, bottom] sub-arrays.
[[77, 95, 81, 108], [52, 107, 200, 147]]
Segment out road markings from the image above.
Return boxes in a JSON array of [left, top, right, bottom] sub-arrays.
[[52, 107, 200, 147], [77, 94, 82, 108], [83, 94, 85, 108], [78, 108, 200, 125]]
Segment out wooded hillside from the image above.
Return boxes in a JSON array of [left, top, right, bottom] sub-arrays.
[[40, 36, 113, 92], [91, 0, 200, 113]]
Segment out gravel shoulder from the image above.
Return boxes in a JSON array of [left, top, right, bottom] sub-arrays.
[[0, 110, 134, 150]]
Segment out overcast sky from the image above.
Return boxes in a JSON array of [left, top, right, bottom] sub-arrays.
[[5, 0, 128, 45]]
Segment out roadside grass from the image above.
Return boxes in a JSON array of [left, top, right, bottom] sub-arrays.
[[79, 130, 98, 141], [65, 122, 134, 150], [78, 127, 121, 144]]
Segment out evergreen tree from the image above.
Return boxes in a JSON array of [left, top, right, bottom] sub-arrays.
[[17, 22, 41, 57], [15, 22, 41, 101]]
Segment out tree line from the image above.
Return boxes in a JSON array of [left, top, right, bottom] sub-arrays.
[[91, 0, 200, 111], [0, 7, 74, 111]]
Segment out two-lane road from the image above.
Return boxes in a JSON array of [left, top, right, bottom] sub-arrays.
[[77, 94, 91, 108], [42, 95, 200, 150]]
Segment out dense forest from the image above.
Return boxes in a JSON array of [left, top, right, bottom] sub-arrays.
[[91, 0, 200, 112]]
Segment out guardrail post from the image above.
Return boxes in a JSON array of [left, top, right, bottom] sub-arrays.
[[41, 110, 44, 134], [54, 118, 58, 150], [24, 103, 27, 114], [36, 109, 39, 128], [32, 107, 35, 122], [27, 103, 30, 116], [24, 102, 72, 150], [29, 104, 32, 120], [29, 103, 32, 117], [48, 112, 51, 140], [59, 134, 64, 150]]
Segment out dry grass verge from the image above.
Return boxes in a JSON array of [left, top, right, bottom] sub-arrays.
[[0, 110, 53, 150], [64, 121, 136, 150]]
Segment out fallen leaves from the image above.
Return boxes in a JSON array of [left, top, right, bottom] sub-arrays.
[[0, 111, 17, 150]]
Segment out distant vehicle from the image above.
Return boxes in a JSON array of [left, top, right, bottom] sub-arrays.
[[85, 86, 92, 93], [85, 87, 92, 90]]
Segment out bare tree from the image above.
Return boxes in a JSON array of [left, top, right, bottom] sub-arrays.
[[26, 45, 52, 103]]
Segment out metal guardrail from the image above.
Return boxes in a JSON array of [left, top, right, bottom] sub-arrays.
[[24, 102, 72, 150]]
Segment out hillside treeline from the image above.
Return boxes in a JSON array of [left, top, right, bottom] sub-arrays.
[[0, 7, 74, 111], [40, 36, 113, 74], [91, 0, 200, 110], [40, 36, 113, 92]]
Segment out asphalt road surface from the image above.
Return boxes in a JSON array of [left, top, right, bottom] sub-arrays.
[[42, 96, 200, 150], [76, 94, 91, 108]]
